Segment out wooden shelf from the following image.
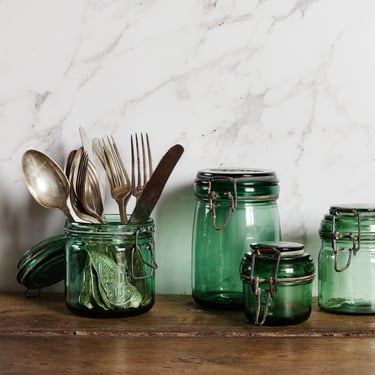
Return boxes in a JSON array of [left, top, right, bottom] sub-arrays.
[[1, 293, 375, 374]]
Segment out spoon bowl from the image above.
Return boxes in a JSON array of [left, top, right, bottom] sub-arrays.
[[22, 149, 73, 219]]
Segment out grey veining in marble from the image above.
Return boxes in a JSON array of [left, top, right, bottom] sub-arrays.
[[1, 0, 375, 294]]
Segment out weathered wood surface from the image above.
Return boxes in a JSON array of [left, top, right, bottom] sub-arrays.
[[1, 293, 375, 337], [1, 293, 375, 374], [1, 336, 375, 375]]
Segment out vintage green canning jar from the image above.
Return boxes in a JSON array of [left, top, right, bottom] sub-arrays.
[[318, 204, 375, 314], [64, 215, 157, 317], [192, 168, 281, 309], [240, 241, 315, 325]]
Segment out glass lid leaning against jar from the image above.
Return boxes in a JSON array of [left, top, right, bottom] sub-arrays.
[[318, 204, 375, 314]]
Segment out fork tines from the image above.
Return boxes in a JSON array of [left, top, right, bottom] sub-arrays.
[[131, 133, 153, 201]]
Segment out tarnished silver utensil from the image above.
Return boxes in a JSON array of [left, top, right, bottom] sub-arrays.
[[131, 133, 153, 201], [22, 149, 74, 220], [95, 136, 131, 224], [80, 127, 106, 205], [68, 147, 105, 224]]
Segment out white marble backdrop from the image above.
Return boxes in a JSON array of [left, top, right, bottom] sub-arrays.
[[1, 0, 375, 295]]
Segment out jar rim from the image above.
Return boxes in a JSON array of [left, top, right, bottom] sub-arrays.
[[194, 168, 279, 200], [329, 203, 375, 213], [64, 215, 154, 236], [250, 241, 304, 255], [195, 168, 278, 184], [320, 204, 375, 238]]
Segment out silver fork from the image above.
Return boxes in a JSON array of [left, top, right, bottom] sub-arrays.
[[131, 133, 153, 201], [98, 136, 131, 224]]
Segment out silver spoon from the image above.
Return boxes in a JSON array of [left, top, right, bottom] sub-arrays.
[[22, 149, 73, 220], [68, 147, 105, 224]]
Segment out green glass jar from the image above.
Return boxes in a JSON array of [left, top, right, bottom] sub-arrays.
[[64, 215, 157, 317], [318, 204, 375, 314], [240, 242, 315, 325], [192, 168, 281, 309]]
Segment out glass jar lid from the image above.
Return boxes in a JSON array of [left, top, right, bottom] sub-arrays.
[[319, 203, 375, 239], [240, 241, 314, 282], [17, 234, 66, 290], [194, 168, 279, 199], [250, 241, 305, 257]]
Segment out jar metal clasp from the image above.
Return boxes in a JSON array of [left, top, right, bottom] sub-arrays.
[[131, 226, 158, 280], [208, 177, 238, 231], [250, 247, 281, 326], [330, 208, 361, 273]]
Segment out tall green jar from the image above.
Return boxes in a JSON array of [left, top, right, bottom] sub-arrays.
[[64, 215, 157, 317], [318, 204, 375, 314], [192, 168, 281, 308]]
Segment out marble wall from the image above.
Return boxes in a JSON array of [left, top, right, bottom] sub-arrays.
[[1, 0, 375, 295]]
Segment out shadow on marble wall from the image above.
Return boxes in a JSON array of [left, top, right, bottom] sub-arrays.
[[0, 175, 64, 291], [153, 183, 195, 294]]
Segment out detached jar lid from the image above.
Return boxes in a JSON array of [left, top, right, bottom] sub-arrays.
[[17, 234, 66, 290], [194, 168, 279, 199]]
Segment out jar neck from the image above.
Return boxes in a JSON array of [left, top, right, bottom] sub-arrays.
[[64, 215, 154, 236]]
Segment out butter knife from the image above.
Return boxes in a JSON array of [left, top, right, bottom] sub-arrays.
[[129, 144, 184, 223]]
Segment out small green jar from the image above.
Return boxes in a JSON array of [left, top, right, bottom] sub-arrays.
[[192, 169, 281, 309], [319, 204, 375, 314], [240, 242, 315, 325], [64, 215, 157, 317]]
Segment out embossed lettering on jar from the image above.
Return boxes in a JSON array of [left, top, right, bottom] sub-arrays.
[[192, 169, 281, 309]]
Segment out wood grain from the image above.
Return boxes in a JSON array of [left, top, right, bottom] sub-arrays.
[[1, 293, 375, 374], [1, 293, 375, 337], [1, 336, 375, 374]]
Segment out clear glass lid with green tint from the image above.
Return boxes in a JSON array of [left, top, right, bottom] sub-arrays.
[[320, 204, 375, 239], [194, 168, 280, 200], [241, 241, 314, 281], [17, 234, 66, 290]]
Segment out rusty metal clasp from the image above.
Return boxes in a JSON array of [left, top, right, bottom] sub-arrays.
[[330, 208, 361, 272], [131, 226, 158, 280], [250, 247, 281, 325], [207, 177, 238, 231]]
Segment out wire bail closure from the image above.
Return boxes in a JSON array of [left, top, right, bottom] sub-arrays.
[[131, 225, 158, 280], [250, 247, 281, 326], [330, 208, 361, 273], [208, 177, 238, 231]]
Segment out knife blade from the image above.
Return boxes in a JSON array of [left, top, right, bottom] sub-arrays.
[[129, 144, 184, 223]]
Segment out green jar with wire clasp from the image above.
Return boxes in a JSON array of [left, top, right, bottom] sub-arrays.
[[191, 168, 281, 309], [240, 241, 315, 325], [64, 215, 157, 317], [318, 204, 375, 314]]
